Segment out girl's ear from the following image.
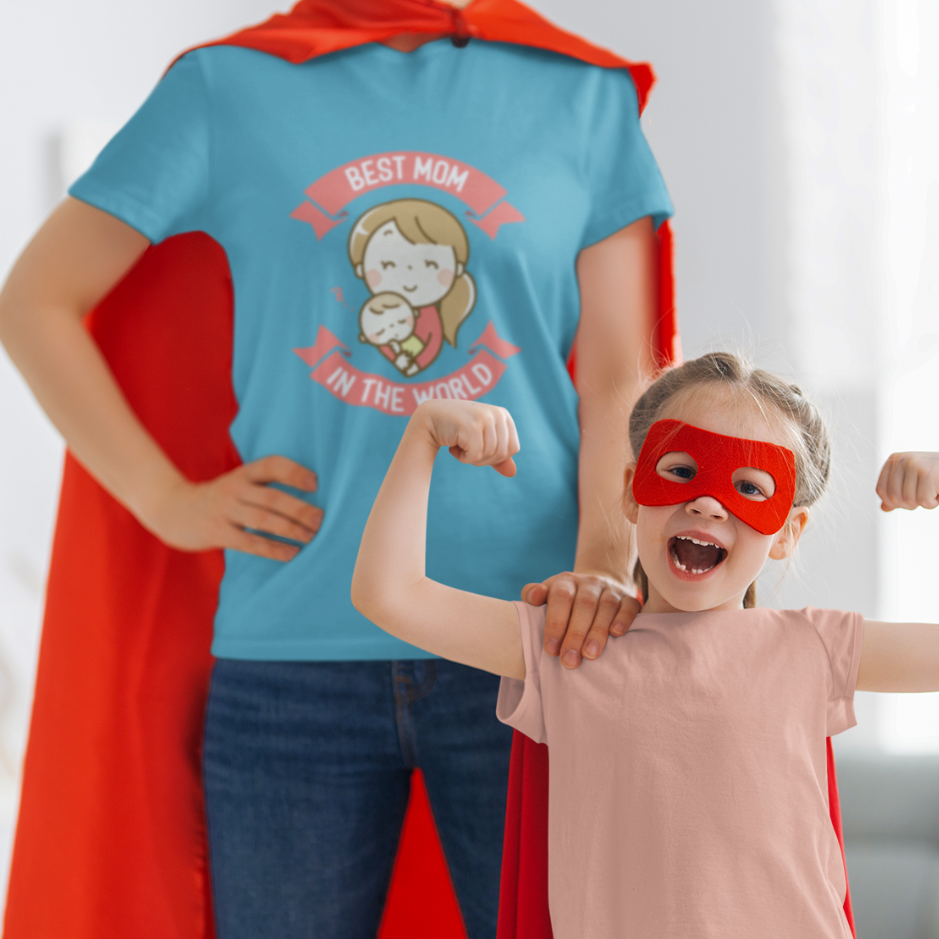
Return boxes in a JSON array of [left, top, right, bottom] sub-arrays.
[[355, 263, 364, 279], [622, 464, 640, 523], [769, 506, 809, 560], [456, 262, 464, 277]]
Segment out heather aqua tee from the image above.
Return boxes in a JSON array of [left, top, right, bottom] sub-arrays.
[[71, 39, 673, 660]]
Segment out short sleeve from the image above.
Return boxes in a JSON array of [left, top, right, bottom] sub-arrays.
[[580, 68, 673, 248], [496, 602, 548, 744], [68, 52, 211, 243], [802, 607, 864, 736]]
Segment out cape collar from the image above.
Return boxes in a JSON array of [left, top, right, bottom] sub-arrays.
[[184, 0, 655, 112]]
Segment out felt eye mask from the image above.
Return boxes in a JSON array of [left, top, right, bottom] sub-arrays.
[[632, 420, 797, 535]]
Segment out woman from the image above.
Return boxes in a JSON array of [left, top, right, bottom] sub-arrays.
[[0, 2, 677, 938]]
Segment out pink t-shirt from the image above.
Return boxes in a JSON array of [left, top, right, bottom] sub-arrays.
[[497, 603, 864, 939]]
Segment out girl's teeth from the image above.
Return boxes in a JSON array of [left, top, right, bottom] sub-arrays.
[[680, 536, 718, 549], [670, 551, 712, 575]]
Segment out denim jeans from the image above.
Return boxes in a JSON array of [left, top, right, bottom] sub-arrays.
[[203, 658, 514, 939]]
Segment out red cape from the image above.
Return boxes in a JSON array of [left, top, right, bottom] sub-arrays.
[[3, 2, 850, 937]]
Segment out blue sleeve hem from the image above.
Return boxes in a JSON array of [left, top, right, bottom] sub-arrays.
[[68, 179, 174, 244], [581, 189, 674, 250]]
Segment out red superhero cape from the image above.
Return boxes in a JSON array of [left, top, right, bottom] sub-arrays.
[[3, 2, 851, 937]]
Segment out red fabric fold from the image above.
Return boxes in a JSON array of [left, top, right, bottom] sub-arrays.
[[3, 3, 852, 939]]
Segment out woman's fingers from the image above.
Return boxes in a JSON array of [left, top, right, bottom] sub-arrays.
[[229, 501, 319, 544], [238, 480, 324, 535], [243, 454, 318, 490], [526, 573, 639, 668], [148, 456, 322, 559], [226, 527, 302, 561]]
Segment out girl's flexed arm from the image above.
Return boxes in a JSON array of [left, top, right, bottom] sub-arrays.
[[352, 400, 525, 679]]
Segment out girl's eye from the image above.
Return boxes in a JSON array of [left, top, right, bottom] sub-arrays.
[[424, 260, 439, 269], [735, 479, 767, 500], [655, 451, 697, 482], [732, 467, 775, 500], [381, 261, 396, 270], [667, 465, 696, 481]]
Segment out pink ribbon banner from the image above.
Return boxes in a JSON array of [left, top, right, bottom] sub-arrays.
[[290, 151, 525, 240], [294, 322, 521, 416]]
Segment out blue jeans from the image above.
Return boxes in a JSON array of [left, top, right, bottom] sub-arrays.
[[203, 658, 514, 939]]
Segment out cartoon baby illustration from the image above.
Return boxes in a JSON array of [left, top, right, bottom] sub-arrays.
[[348, 199, 476, 375], [359, 292, 424, 377]]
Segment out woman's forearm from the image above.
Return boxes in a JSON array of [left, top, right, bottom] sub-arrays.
[[574, 385, 637, 579], [0, 199, 322, 560], [0, 200, 185, 525], [573, 216, 657, 582], [1, 300, 189, 520]]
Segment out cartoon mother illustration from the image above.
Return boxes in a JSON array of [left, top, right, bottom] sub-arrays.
[[349, 198, 476, 376]]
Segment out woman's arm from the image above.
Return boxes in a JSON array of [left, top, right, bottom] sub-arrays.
[[352, 400, 525, 679], [524, 216, 656, 667], [0, 197, 321, 560], [857, 620, 939, 692]]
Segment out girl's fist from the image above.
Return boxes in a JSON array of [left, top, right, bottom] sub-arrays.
[[876, 452, 939, 511], [417, 400, 520, 477]]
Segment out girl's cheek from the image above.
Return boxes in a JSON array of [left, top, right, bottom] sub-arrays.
[[437, 268, 454, 288], [366, 269, 382, 290]]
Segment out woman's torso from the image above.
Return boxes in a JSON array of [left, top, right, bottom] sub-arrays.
[[71, 40, 672, 660]]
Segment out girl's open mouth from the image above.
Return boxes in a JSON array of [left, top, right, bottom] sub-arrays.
[[668, 535, 727, 576]]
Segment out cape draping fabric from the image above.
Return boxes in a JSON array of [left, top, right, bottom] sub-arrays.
[[2, 1, 848, 937]]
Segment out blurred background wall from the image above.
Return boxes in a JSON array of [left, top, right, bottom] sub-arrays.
[[1, 0, 937, 930]]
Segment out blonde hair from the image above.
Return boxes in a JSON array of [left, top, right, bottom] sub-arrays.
[[628, 351, 831, 609], [348, 199, 475, 348]]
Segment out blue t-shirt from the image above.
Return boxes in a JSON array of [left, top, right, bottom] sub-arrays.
[[71, 39, 673, 660]]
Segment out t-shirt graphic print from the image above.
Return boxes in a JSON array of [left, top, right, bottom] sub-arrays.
[[293, 152, 524, 415]]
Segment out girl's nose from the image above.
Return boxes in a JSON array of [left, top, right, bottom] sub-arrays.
[[684, 495, 729, 522]]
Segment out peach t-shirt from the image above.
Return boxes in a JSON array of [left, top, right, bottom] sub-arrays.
[[497, 603, 864, 939]]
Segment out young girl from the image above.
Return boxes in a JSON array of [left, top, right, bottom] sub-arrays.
[[352, 351, 939, 939]]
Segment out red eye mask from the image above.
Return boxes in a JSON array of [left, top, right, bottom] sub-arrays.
[[632, 420, 797, 535]]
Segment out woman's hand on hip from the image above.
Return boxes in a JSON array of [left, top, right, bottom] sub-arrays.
[[144, 455, 322, 561], [522, 573, 640, 668]]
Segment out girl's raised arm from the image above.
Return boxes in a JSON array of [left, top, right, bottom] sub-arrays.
[[858, 451, 939, 691], [857, 620, 939, 692], [352, 401, 525, 679]]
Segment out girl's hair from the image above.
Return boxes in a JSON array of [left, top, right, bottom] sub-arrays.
[[628, 351, 832, 609], [348, 199, 476, 348]]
